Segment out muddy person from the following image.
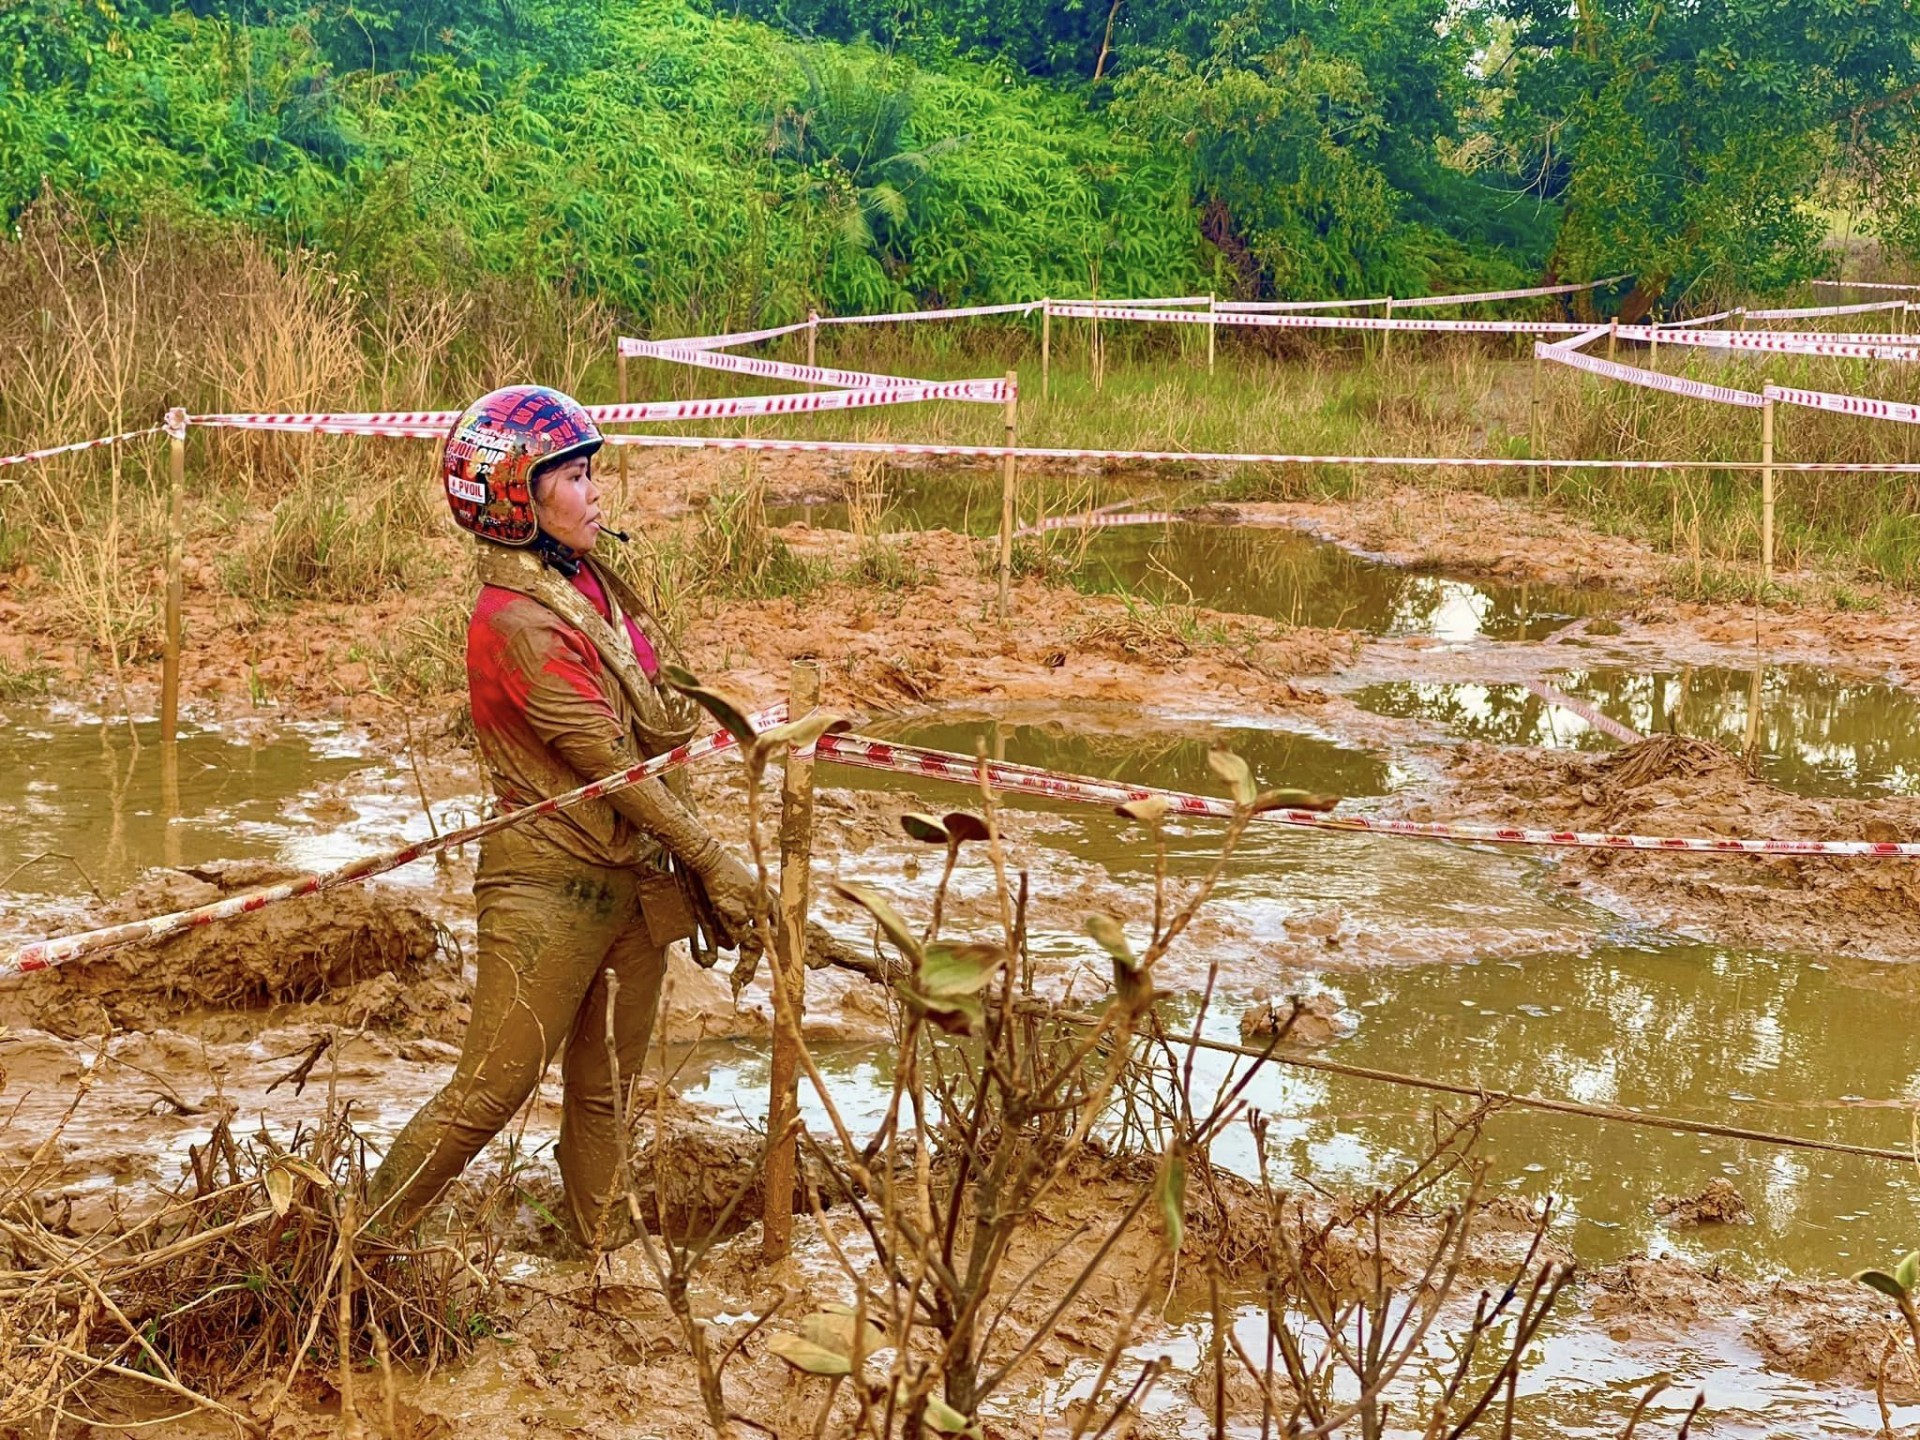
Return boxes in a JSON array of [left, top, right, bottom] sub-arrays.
[[368, 385, 764, 1248]]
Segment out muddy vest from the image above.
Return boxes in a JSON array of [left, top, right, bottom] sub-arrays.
[[467, 543, 701, 869]]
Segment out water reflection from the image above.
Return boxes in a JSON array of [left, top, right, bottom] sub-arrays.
[[1355, 664, 1920, 798], [0, 708, 371, 899], [1071, 523, 1610, 641]]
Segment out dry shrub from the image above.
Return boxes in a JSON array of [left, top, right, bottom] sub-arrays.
[[0, 1102, 493, 1433]]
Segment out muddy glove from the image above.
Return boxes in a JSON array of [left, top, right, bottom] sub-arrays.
[[684, 836, 768, 946]]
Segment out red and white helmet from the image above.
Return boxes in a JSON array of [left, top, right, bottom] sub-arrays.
[[442, 385, 603, 546]]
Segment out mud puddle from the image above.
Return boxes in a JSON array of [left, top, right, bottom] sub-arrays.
[[1354, 662, 1920, 798], [1068, 521, 1615, 641], [771, 483, 1618, 644], [0, 703, 482, 936], [820, 705, 1603, 982], [0, 705, 373, 902]]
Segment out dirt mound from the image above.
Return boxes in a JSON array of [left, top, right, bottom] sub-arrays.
[[1415, 734, 1920, 961], [1748, 1277, 1920, 1399], [4, 862, 447, 1036], [1652, 1177, 1751, 1226]]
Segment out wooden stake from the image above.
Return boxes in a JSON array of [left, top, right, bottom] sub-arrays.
[[806, 310, 818, 371], [1381, 296, 1394, 362], [764, 660, 820, 1263], [1207, 292, 1217, 373], [1606, 317, 1618, 364], [1041, 300, 1052, 402], [1529, 353, 1542, 501], [161, 412, 185, 748], [997, 371, 1019, 622], [1760, 391, 1776, 586], [616, 349, 630, 510]]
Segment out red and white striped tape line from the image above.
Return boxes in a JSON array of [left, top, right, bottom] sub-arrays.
[[619, 335, 923, 390], [1049, 302, 1595, 336], [1392, 275, 1631, 308], [1764, 383, 1920, 425], [1743, 299, 1909, 321], [1654, 309, 1743, 328], [1523, 680, 1646, 745], [811, 733, 1920, 858], [1220, 297, 1389, 312], [819, 300, 1047, 327], [0, 425, 167, 472], [605, 431, 1920, 474], [0, 710, 786, 977], [1535, 340, 1766, 408], [645, 319, 817, 352], [1814, 280, 1920, 293], [1012, 510, 1180, 538], [1219, 276, 1627, 313], [188, 379, 1010, 438], [1614, 324, 1920, 362]]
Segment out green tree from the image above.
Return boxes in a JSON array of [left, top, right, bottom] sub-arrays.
[[1497, 0, 1920, 308]]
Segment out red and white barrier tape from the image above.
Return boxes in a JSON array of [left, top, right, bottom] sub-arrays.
[[619, 336, 922, 391], [1534, 340, 1766, 408], [0, 710, 786, 977], [811, 733, 1920, 858], [1012, 510, 1180, 538], [1220, 276, 1626, 313], [1523, 680, 1646, 745], [1050, 302, 1595, 336], [1393, 275, 1631, 308], [1220, 297, 1388, 312], [604, 431, 1920, 474], [1743, 299, 1909, 321], [1813, 280, 1920, 293], [820, 300, 1047, 327], [1654, 309, 1742, 328], [644, 319, 816, 352], [1614, 324, 1920, 362], [189, 379, 1009, 438], [0, 425, 168, 472], [1764, 383, 1920, 426]]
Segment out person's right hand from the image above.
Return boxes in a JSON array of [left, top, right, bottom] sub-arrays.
[[689, 840, 769, 947]]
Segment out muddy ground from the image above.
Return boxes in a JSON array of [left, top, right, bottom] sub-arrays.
[[7, 454, 1920, 1434]]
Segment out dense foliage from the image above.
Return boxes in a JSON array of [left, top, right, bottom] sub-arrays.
[[1, 0, 1915, 322]]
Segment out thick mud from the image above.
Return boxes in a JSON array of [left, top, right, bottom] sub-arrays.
[[13, 453, 1920, 1435]]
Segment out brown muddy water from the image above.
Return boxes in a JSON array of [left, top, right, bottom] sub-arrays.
[[775, 479, 1614, 642], [8, 681, 1920, 1433], [0, 708, 373, 900], [1355, 663, 1920, 798]]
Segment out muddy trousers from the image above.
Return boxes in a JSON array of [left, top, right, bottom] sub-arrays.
[[368, 832, 667, 1247]]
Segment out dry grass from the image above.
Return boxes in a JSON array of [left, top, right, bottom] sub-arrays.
[[0, 1052, 496, 1435]]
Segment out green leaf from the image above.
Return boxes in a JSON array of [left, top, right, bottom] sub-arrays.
[[1115, 795, 1171, 825], [1855, 1268, 1908, 1300], [899, 986, 986, 1036], [661, 665, 759, 748], [1895, 1252, 1920, 1293], [1157, 1145, 1187, 1254], [1207, 747, 1257, 807], [1253, 788, 1341, 814], [1082, 912, 1135, 967], [766, 1333, 852, 1375], [919, 942, 1006, 998], [899, 812, 952, 845], [831, 881, 922, 963]]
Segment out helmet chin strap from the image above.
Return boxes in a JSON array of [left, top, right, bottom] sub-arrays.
[[531, 530, 582, 577]]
